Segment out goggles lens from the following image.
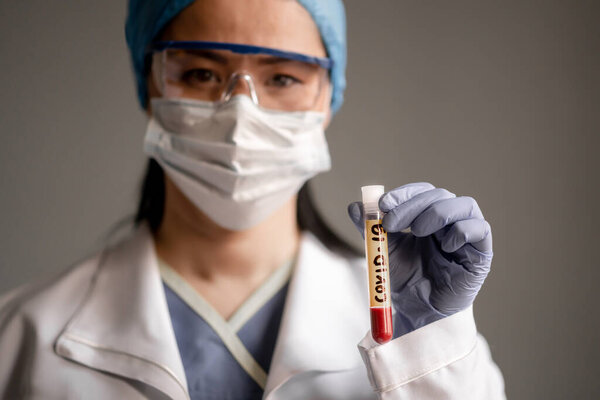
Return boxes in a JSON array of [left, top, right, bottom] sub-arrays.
[[150, 41, 332, 112]]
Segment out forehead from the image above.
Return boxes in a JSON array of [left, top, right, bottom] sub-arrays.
[[160, 0, 326, 58]]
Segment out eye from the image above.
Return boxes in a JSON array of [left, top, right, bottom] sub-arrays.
[[181, 68, 221, 86], [268, 74, 302, 88]]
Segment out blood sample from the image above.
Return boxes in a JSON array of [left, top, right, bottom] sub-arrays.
[[362, 185, 393, 344]]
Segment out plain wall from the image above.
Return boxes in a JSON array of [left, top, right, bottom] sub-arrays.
[[0, 1, 598, 398]]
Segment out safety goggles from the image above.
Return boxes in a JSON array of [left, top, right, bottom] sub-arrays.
[[149, 41, 333, 112]]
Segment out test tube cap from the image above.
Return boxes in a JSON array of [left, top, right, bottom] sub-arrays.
[[361, 185, 385, 205]]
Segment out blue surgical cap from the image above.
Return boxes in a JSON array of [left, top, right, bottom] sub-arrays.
[[125, 0, 347, 114]]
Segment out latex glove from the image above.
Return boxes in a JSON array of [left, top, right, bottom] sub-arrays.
[[348, 182, 493, 337]]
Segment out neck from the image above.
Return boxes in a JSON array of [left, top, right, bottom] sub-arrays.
[[153, 177, 301, 283]]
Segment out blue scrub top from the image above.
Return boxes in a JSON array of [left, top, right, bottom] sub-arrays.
[[163, 278, 289, 400]]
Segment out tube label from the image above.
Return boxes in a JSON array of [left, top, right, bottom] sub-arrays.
[[365, 219, 391, 308]]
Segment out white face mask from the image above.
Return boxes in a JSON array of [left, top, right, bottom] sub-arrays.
[[143, 95, 331, 230]]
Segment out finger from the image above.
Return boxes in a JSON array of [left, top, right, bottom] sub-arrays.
[[347, 201, 365, 237], [378, 182, 435, 212], [382, 188, 455, 232], [472, 230, 493, 253], [440, 219, 492, 253], [411, 196, 484, 237]]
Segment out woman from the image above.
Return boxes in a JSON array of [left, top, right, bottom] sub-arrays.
[[0, 0, 505, 399]]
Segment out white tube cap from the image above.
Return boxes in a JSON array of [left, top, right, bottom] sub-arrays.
[[361, 185, 385, 205]]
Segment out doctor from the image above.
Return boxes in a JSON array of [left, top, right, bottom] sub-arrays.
[[0, 0, 505, 399]]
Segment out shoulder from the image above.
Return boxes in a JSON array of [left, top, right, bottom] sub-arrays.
[[0, 225, 149, 344], [0, 225, 158, 396], [0, 224, 153, 343], [0, 225, 146, 326], [0, 253, 101, 316], [0, 254, 101, 340], [0, 250, 102, 394]]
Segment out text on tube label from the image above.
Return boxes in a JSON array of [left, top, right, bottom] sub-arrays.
[[365, 219, 391, 308]]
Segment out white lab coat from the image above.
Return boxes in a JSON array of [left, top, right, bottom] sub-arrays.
[[0, 224, 505, 399]]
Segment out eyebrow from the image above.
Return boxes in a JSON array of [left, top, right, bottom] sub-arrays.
[[178, 50, 315, 69], [257, 56, 295, 65], [258, 56, 318, 72], [183, 50, 229, 65]]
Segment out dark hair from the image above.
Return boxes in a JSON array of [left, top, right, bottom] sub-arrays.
[[134, 159, 360, 257]]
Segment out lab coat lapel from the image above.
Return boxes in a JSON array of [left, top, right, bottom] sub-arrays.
[[55, 225, 188, 400], [264, 232, 370, 398]]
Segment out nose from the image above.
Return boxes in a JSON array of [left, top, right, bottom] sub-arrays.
[[221, 73, 259, 105]]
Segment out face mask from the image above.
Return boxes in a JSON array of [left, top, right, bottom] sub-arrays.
[[143, 95, 331, 231]]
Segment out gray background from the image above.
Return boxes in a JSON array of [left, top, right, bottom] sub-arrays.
[[0, 1, 598, 398]]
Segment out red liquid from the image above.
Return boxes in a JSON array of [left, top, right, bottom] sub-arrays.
[[370, 307, 393, 344]]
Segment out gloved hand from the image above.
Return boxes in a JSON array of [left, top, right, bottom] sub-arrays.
[[348, 182, 493, 337]]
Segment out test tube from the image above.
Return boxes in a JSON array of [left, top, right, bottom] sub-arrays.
[[361, 185, 393, 344]]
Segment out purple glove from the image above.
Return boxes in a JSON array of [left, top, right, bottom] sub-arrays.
[[348, 182, 493, 337]]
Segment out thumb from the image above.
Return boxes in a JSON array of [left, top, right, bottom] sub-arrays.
[[347, 202, 365, 238]]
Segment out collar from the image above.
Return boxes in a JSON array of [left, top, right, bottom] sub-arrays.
[[264, 232, 370, 398], [54, 225, 370, 399], [55, 224, 189, 400]]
